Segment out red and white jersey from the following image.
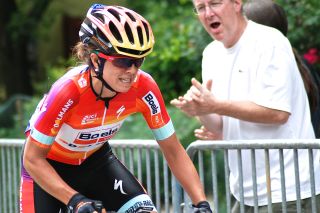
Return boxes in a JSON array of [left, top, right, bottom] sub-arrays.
[[26, 65, 174, 165]]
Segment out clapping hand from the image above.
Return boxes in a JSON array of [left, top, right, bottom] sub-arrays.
[[171, 78, 216, 116]]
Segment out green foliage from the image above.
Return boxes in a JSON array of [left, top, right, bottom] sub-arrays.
[[32, 57, 77, 95], [276, 0, 320, 53], [127, 0, 320, 105], [131, 1, 211, 103], [8, 1, 44, 40], [0, 96, 36, 138], [114, 107, 200, 147]]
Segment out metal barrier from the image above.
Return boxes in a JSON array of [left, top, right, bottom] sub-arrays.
[[2, 138, 320, 213], [0, 139, 182, 213], [182, 139, 320, 213], [0, 139, 22, 213]]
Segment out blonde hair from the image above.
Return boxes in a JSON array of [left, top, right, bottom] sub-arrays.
[[72, 42, 95, 66]]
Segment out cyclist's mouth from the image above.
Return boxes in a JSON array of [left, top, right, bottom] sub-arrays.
[[119, 78, 131, 83], [119, 76, 134, 86]]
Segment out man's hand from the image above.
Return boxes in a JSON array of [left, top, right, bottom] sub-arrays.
[[171, 78, 217, 117], [194, 126, 222, 140], [188, 78, 214, 105]]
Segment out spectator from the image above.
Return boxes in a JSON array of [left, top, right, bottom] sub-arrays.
[[244, 0, 320, 138], [171, 0, 320, 212]]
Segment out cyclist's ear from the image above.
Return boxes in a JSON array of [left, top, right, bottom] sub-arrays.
[[90, 53, 99, 70]]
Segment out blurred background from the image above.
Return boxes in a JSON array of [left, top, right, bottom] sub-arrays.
[[0, 0, 319, 141]]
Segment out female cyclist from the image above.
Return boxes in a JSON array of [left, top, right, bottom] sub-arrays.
[[19, 4, 212, 213]]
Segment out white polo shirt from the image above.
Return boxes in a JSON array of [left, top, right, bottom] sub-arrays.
[[201, 20, 320, 206]]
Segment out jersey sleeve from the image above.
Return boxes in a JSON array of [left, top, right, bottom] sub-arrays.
[[27, 79, 79, 147], [136, 72, 175, 141]]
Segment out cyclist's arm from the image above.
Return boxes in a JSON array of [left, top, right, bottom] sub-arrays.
[[157, 133, 206, 205], [23, 136, 77, 204]]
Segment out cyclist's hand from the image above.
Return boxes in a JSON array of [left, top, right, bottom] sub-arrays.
[[192, 201, 213, 213], [66, 193, 105, 213]]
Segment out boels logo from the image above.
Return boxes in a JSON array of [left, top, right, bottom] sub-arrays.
[[143, 92, 163, 126], [77, 126, 119, 141], [143, 92, 159, 115]]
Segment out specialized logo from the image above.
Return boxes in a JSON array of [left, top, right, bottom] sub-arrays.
[[143, 92, 160, 115], [114, 179, 127, 195], [81, 113, 97, 125], [116, 105, 125, 119]]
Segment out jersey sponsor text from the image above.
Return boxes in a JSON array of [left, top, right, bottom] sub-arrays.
[[81, 113, 98, 125], [77, 126, 119, 140], [51, 99, 74, 134], [143, 92, 160, 115]]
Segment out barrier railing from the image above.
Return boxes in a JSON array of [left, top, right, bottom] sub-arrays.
[[0, 139, 182, 213], [0, 139, 22, 213], [182, 139, 320, 213], [2, 139, 320, 213]]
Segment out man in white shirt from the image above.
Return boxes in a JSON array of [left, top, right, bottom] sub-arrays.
[[171, 0, 320, 212]]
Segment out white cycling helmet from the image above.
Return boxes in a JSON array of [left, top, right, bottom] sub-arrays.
[[79, 4, 155, 58]]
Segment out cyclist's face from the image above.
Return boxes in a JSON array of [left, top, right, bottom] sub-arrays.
[[102, 59, 139, 93]]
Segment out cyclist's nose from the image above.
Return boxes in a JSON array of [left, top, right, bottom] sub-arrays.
[[125, 65, 138, 74]]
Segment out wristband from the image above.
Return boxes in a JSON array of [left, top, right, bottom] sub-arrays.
[[192, 201, 213, 213], [66, 193, 104, 213]]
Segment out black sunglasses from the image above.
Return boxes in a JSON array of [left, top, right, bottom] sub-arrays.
[[94, 51, 145, 68]]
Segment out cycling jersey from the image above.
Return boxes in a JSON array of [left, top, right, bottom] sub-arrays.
[[25, 65, 174, 165]]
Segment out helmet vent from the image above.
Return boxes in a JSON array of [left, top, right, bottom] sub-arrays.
[[125, 12, 136, 22], [142, 22, 149, 42], [94, 13, 105, 23], [124, 22, 134, 44], [95, 28, 112, 52], [137, 26, 143, 46], [107, 8, 121, 22], [96, 28, 110, 43], [109, 22, 123, 42], [118, 47, 151, 56]]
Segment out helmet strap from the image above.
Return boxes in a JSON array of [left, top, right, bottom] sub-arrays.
[[96, 59, 117, 93], [90, 59, 118, 107]]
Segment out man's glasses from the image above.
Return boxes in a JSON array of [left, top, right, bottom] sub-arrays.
[[94, 51, 145, 69], [193, 1, 223, 15]]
